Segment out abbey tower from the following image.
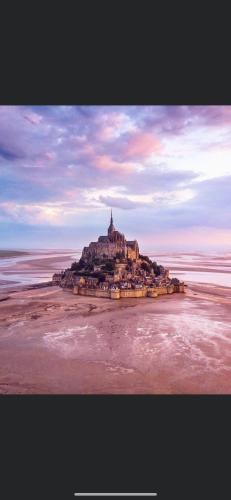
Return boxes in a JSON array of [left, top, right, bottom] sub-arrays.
[[81, 210, 139, 262]]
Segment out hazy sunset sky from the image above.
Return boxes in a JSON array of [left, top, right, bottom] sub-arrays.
[[0, 105, 231, 251]]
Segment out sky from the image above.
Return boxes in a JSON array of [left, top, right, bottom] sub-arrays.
[[0, 105, 231, 252]]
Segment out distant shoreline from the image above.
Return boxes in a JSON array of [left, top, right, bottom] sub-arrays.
[[0, 250, 30, 259]]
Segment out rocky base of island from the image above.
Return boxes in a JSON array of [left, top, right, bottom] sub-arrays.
[[52, 253, 185, 299]]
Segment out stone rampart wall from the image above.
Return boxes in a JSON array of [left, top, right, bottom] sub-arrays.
[[120, 288, 147, 298], [147, 289, 158, 298], [155, 286, 168, 295], [73, 286, 110, 298], [73, 284, 185, 299], [173, 283, 185, 293]]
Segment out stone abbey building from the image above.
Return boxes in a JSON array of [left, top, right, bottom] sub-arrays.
[[52, 210, 185, 299], [82, 210, 139, 262]]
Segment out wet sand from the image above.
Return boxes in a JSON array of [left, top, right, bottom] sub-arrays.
[[0, 281, 230, 394], [170, 265, 231, 273], [0, 252, 77, 290]]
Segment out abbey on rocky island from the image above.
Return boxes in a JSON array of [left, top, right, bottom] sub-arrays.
[[82, 210, 139, 262], [52, 210, 185, 299]]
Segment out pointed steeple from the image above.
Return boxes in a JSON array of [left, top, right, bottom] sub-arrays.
[[108, 208, 115, 235]]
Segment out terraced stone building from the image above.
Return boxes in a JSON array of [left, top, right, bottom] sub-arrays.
[[82, 210, 139, 262]]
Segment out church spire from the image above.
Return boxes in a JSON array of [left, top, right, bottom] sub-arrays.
[[108, 208, 115, 235]]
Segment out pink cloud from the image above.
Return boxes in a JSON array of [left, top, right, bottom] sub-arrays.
[[123, 132, 162, 159], [95, 154, 133, 172], [97, 112, 125, 128], [64, 188, 83, 200], [44, 151, 55, 160], [73, 139, 135, 173], [99, 126, 117, 141], [97, 112, 134, 141]]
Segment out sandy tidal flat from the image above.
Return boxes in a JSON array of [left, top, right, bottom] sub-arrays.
[[0, 280, 231, 394], [0, 250, 78, 290]]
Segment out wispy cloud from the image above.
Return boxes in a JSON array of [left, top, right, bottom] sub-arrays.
[[0, 105, 231, 249]]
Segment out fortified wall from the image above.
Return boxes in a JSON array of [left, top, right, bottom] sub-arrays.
[[73, 283, 185, 300], [73, 287, 111, 299]]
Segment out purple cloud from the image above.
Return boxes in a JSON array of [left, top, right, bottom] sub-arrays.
[[99, 196, 138, 210], [0, 105, 231, 249]]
